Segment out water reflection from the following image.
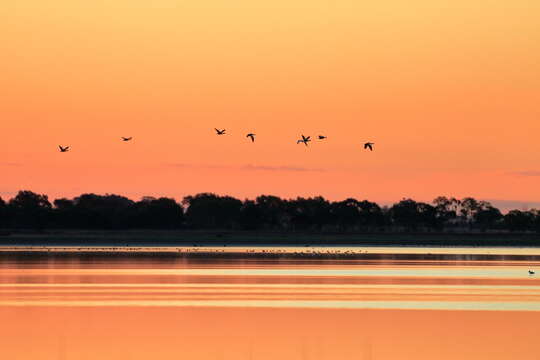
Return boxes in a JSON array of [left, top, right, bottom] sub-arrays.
[[1, 250, 540, 359]]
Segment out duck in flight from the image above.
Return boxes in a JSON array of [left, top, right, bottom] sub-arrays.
[[246, 133, 256, 142], [364, 142, 374, 151], [318, 135, 327, 140], [58, 146, 70, 152], [215, 128, 226, 135], [297, 135, 311, 146], [121, 137, 132, 142]]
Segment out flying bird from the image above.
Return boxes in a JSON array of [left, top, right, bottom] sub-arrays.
[[364, 142, 374, 151], [318, 135, 327, 140], [215, 128, 226, 135], [246, 133, 256, 142], [58, 146, 70, 152], [121, 137, 132, 142], [297, 135, 311, 146]]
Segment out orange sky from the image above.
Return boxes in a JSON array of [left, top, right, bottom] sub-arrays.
[[1, 0, 539, 207]]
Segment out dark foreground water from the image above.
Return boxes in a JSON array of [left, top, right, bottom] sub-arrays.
[[1, 247, 540, 359]]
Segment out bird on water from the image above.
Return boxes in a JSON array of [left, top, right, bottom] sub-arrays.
[[215, 128, 226, 135], [364, 142, 374, 151], [529, 270, 535, 275], [58, 146, 70, 152], [246, 133, 256, 142]]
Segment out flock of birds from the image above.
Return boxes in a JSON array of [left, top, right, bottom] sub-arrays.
[[57, 130, 375, 151], [214, 128, 375, 150]]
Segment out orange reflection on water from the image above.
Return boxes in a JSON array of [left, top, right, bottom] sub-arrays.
[[1, 255, 540, 359], [1, 307, 540, 360]]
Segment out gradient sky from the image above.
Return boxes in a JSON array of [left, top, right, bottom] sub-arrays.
[[1, 0, 539, 208]]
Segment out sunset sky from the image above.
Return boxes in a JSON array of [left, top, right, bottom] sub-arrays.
[[1, 0, 539, 209]]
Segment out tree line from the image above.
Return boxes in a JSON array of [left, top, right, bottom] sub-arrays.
[[0, 190, 539, 232]]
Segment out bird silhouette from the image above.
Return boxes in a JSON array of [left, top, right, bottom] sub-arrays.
[[121, 137, 132, 142], [318, 135, 327, 140], [529, 270, 535, 275], [58, 146, 70, 152], [297, 135, 311, 146], [364, 142, 374, 151], [246, 133, 256, 142], [215, 128, 226, 135]]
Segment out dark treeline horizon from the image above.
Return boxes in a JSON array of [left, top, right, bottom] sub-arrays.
[[0, 190, 539, 233]]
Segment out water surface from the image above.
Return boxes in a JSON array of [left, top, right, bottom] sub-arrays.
[[1, 247, 539, 359]]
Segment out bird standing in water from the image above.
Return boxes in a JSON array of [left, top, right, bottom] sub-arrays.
[[364, 142, 374, 151], [246, 133, 256, 142]]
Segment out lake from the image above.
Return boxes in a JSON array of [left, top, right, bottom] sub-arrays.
[[1, 247, 540, 359]]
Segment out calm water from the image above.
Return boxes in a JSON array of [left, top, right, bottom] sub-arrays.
[[1, 247, 540, 359]]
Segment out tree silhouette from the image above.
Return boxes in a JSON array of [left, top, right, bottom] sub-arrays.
[[389, 199, 438, 231], [433, 196, 458, 226], [286, 196, 331, 231], [504, 210, 535, 232], [0, 197, 7, 228], [330, 198, 361, 231], [254, 195, 289, 229], [0, 190, 537, 233], [183, 193, 242, 229], [8, 190, 52, 229], [71, 194, 135, 229], [474, 204, 503, 231], [133, 197, 184, 229], [239, 200, 263, 230]]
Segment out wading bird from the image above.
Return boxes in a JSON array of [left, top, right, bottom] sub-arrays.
[[364, 142, 374, 151], [58, 146, 70, 152], [215, 128, 226, 135], [297, 135, 311, 146], [246, 133, 256, 142], [121, 137, 132, 142]]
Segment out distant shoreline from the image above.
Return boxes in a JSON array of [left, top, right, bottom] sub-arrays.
[[2, 244, 540, 262], [0, 230, 539, 248]]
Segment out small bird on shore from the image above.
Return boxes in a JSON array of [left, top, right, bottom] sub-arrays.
[[318, 135, 327, 140], [529, 270, 535, 275], [58, 146, 70, 152], [246, 133, 256, 142], [364, 142, 374, 151], [297, 135, 311, 146], [215, 128, 226, 135], [121, 137, 132, 142]]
